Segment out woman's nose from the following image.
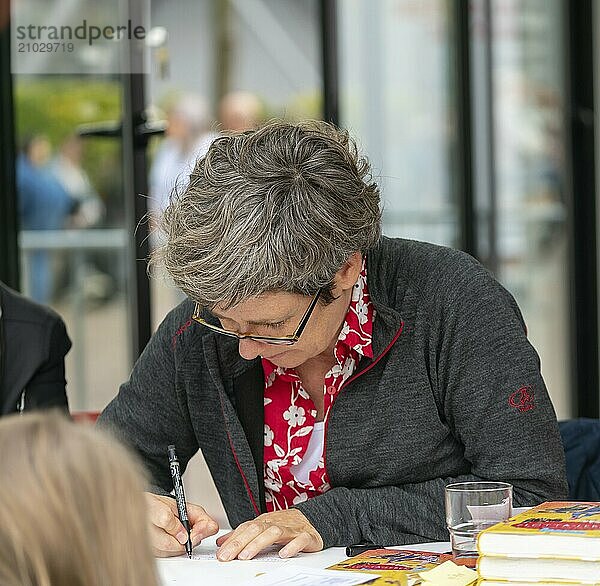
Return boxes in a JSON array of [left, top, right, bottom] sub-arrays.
[[237, 338, 264, 360]]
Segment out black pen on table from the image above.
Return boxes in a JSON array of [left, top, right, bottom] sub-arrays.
[[168, 444, 193, 559], [346, 544, 386, 556]]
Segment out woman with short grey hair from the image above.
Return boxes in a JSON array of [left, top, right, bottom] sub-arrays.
[[159, 121, 381, 308], [100, 120, 567, 561]]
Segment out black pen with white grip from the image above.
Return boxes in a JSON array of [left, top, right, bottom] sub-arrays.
[[168, 444, 193, 558]]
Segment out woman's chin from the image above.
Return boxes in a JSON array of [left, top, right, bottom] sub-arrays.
[[263, 350, 302, 369]]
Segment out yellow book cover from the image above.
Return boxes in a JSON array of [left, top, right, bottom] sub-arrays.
[[328, 549, 452, 586], [477, 501, 600, 560]]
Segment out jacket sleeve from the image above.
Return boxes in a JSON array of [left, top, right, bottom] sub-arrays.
[[25, 316, 71, 412], [97, 310, 199, 494], [296, 257, 568, 548]]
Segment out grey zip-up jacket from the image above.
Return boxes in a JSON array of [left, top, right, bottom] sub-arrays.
[[99, 237, 568, 547]]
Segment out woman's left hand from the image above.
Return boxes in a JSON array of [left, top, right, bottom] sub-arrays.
[[215, 509, 323, 561]]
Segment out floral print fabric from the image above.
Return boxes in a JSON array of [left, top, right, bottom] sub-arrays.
[[262, 260, 373, 511]]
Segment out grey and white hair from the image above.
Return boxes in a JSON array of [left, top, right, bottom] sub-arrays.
[[153, 119, 382, 308]]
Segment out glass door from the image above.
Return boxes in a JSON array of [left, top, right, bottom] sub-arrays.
[[338, 0, 461, 248], [11, 0, 153, 412], [471, 0, 571, 418]]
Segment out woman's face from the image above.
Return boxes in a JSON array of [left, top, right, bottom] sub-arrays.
[[210, 253, 363, 369]]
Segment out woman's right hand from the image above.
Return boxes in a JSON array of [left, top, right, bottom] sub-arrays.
[[145, 492, 219, 557]]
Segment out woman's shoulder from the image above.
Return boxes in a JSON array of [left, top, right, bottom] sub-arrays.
[[375, 236, 481, 272], [369, 237, 494, 304], [0, 282, 64, 329]]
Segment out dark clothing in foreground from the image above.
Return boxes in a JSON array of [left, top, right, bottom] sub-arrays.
[[559, 418, 600, 501], [0, 282, 71, 415], [99, 237, 568, 547]]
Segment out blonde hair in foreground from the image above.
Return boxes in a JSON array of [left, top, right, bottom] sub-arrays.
[[0, 411, 159, 586]]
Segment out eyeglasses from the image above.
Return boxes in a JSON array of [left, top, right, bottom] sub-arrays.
[[192, 290, 321, 346]]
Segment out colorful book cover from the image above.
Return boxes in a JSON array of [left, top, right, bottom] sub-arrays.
[[477, 501, 600, 560], [328, 549, 453, 586]]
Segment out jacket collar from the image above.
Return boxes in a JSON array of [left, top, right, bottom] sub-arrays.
[[365, 238, 405, 357]]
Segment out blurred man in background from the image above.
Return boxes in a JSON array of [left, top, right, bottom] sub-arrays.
[[17, 135, 75, 303]]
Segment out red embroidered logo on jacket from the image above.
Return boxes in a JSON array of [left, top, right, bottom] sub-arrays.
[[508, 385, 535, 412]]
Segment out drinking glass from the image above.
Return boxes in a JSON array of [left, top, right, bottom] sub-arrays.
[[445, 481, 513, 559]]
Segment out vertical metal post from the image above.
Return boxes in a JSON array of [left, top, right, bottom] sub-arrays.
[[566, 0, 599, 418], [214, 0, 232, 105], [320, 0, 339, 125], [452, 0, 476, 257], [121, 0, 152, 360], [482, 0, 498, 274], [0, 0, 20, 289]]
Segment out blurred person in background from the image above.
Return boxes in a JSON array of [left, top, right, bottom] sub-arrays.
[[51, 134, 105, 229], [0, 411, 159, 586], [149, 93, 218, 217], [0, 280, 70, 415], [149, 94, 219, 310], [219, 90, 263, 132], [50, 134, 113, 303], [16, 134, 75, 303]]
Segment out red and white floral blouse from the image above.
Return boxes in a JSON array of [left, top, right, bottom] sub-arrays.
[[261, 259, 374, 511]]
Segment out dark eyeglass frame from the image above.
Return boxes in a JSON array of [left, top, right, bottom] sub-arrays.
[[192, 290, 321, 346]]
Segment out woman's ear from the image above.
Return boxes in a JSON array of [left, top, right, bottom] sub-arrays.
[[335, 252, 363, 292]]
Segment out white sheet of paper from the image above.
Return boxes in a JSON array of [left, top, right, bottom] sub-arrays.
[[190, 551, 283, 562], [238, 565, 375, 586], [158, 559, 288, 585], [183, 543, 283, 562]]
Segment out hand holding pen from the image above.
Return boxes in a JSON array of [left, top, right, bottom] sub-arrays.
[[143, 448, 219, 558], [145, 493, 219, 557]]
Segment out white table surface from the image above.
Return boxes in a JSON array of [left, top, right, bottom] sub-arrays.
[[157, 530, 450, 585]]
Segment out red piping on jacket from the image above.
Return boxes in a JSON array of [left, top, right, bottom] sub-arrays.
[[225, 430, 261, 516], [217, 390, 261, 517], [341, 321, 404, 390], [322, 320, 405, 483]]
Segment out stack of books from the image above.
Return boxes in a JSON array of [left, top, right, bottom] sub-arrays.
[[476, 501, 600, 585]]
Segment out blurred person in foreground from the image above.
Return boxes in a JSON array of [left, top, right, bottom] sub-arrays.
[[99, 120, 567, 561], [0, 280, 70, 415], [0, 411, 159, 586]]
